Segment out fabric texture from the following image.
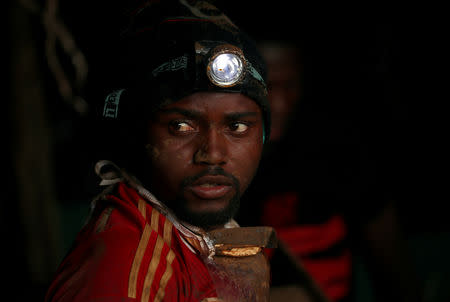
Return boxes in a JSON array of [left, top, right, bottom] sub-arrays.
[[45, 182, 220, 302]]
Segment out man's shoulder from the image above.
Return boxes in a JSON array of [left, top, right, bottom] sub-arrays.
[[46, 182, 188, 302], [87, 182, 180, 253]]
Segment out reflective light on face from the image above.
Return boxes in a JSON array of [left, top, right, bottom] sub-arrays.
[[209, 53, 243, 87]]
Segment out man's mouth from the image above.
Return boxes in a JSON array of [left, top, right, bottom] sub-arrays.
[[187, 175, 234, 200]]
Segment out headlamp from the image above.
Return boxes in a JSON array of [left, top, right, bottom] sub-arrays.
[[207, 45, 246, 88]]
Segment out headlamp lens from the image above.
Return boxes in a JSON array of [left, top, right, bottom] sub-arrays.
[[209, 53, 243, 87]]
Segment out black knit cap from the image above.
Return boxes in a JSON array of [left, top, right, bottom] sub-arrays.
[[100, 0, 271, 142]]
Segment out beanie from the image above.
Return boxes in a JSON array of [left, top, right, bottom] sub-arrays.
[[94, 0, 270, 175], [100, 0, 270, 140]]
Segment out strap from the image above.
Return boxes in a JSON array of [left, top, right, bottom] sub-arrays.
[[95, 160, 124, 186]]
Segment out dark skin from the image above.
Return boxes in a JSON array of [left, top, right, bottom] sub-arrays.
[[145, 92, 264, 230], [259, 42, 302, 143]]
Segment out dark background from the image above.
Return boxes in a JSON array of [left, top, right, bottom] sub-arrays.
[[4, 1, 448, 300]]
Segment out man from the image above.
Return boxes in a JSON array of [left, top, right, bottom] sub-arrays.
[[257, 40, 303, 144], [45, 1, 275, 301], [237, 29, 424, 302]]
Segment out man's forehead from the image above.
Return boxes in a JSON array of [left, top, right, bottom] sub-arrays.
[[158, 92, 261, 114], [158, 107, 260, 119]]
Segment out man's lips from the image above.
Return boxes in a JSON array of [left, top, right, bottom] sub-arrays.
[[187, 175, 234, 200]]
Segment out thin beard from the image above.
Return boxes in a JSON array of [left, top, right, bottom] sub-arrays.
[[173, 166, 241, 228], [177, 192, 241, 230]]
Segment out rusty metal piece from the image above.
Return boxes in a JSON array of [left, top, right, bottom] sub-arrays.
[[208, 226, 277, 249], [203, 227, 277, 302], [214, 244, 262, 257], [270, 285, 313, 302]]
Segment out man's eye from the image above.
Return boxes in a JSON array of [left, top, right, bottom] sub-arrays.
[[170, 121, 195, 132], [229, 122, 249, 133]]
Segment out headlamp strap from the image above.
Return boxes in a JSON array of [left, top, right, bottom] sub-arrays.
[[103, 89, 125, 119]]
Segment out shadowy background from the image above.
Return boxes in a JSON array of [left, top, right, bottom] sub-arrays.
[[4, 1, 448, 300]]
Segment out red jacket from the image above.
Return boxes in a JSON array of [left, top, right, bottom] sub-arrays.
[[46, 182, 220, 302]]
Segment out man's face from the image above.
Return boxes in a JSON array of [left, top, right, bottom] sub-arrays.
[[145, 92, 264, 229]]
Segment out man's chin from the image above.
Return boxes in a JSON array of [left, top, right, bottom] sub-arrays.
[[174, 195, 240, 230], [182, 211, 232, 230], [186, 196, 232, 213]]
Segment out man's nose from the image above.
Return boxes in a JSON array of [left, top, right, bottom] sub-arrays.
[[194, 127, 228, 166]]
